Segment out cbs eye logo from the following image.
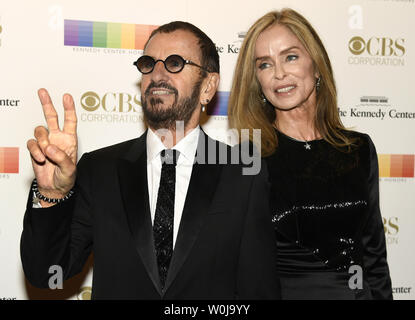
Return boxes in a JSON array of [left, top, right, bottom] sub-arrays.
[[81, 91, 100, 112], [348, 36, 405, 57], [349, 36, 366, 55], [77, 286, 92, 300]]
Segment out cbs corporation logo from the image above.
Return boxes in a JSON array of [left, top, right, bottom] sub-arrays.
[[348, 36, 405, 56], [348, 36, 405, 66], [80, 91, 141, 113], [79, 91, 143, 124], [383, 217, 399, 245]]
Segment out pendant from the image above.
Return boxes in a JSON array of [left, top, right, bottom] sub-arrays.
[[304, 142, 311, 150]]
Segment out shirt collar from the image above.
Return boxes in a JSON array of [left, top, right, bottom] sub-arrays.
[[146, 126, 200, 164]]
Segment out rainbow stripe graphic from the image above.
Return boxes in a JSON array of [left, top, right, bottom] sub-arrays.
[[378, 154, 414, 178], [207, 91, 229, 116], [64, 20, 158, 50], [0, 147, 19, 174]]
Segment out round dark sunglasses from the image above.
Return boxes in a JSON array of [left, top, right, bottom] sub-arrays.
[[133, 54, 211, 74]]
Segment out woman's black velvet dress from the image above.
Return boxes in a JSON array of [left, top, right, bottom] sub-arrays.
[[265, 130, 393, 300]]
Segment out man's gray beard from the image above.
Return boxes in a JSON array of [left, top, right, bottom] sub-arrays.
[[141, 79, 203, 131]]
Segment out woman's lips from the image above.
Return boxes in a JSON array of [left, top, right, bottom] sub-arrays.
[[275, 85, 296, 93]]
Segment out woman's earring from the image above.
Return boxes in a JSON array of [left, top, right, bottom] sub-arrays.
[[261, 94, 267, 104], [316, 77, 321, 92]]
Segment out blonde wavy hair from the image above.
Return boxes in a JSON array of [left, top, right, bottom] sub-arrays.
[[228, 8, 355, 157]]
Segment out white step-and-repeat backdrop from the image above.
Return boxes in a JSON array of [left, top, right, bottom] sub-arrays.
[[0, 0, 413, 300]]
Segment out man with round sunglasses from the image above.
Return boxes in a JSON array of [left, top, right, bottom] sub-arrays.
[[134, 54, 211, 74], [21, 21, 280, 300]]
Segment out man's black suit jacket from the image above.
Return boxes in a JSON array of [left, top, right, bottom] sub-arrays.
[[21, 130, 280, 299]]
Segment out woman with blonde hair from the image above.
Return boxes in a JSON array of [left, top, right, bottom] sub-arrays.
[[228, 8, 392, 299]]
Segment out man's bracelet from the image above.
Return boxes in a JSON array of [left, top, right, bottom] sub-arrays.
[[31, 179, 75, 204]]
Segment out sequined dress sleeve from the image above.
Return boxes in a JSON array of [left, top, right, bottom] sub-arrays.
[[360, 135, 393, 299]]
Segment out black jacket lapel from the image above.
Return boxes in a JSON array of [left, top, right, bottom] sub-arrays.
[[117, 131, 162, 295]]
